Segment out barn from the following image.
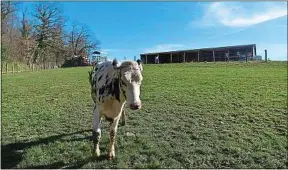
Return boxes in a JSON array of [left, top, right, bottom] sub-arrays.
[[140, 44, 257, 64]]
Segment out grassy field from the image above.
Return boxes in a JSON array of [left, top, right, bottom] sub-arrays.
[[1, 61, 287, 169]]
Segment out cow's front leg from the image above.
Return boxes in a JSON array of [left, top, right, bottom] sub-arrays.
[[92, 105, 101, 157], [108, 116, 121, 160], [120, 109, 126, 126]]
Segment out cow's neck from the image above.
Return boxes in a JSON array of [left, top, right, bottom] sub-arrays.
[[111, 72, 126, 103]]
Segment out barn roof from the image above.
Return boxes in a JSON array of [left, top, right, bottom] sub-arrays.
[[92, 50, 101, 54], [140, 44, 256, 55]]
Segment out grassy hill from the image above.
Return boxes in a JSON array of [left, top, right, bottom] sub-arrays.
[[1, 61, 287, 168]]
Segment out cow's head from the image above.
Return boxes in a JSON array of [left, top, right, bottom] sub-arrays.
[[113, 59, 143, 110]]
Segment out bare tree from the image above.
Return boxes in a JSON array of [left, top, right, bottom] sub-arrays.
[[1, 1, 100, 69], [1, 1, 22, 62], [1, 1, 18, 35], [65, 23, 100, 59], [19, 8, 35, 65], [1, 1, 18, 20]]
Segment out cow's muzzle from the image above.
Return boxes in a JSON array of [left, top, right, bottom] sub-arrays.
[[129, 102, 141, 110]]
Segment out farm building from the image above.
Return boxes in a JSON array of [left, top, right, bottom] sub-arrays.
[[91, 50, 107, 65], [140, 44, 257, 64]]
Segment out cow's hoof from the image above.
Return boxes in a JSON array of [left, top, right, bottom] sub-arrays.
[[92, 149, 101, 157], [108, 154, 115, 160]]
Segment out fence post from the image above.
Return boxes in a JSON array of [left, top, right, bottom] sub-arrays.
[[32, 63, 34, 72], [12, 63, 14, 73]]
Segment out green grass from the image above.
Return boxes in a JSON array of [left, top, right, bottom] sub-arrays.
[[1, 61, 287, 169]]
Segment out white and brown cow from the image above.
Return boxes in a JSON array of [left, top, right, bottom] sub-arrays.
[[88, 59, 143, 160]]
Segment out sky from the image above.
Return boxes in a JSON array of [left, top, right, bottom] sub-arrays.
[[18, 1, 287, 61]]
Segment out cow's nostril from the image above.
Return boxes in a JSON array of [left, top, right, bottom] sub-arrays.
[[130, 104, 136, 108], [130, 103, 141, 110]]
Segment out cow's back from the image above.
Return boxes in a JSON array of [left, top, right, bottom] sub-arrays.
[[90, 60, 120, 104]]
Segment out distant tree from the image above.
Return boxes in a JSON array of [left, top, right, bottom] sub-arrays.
[[31, 2, 65, 66], [64, 22, 100, 59], [1, 1, 18, 35], [0, 1, 100, 69], [1, 1, 22, 62], [1, 45, 9, 62], [18, 8, 35, 65]]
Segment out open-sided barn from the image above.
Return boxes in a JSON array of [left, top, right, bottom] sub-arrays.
[[140, 44, 257, 64]]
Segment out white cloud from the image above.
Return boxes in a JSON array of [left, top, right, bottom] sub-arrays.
[[100, 48, 130, 54], [144, 44, 187, 53], [193, 2, 287, 27], [208, 28, 248, 39]]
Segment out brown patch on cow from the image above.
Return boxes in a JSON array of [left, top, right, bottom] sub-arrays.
[[105, 115, 114, 123]]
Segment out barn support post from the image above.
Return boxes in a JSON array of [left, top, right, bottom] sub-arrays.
[[183, 52, 186, 62], [170, 53, 172, 63], [265, 49, 267, 62], [245, 48, 248, 62], [213, 50, 215, 62], [145, 55, 147, 64], [254, 45, 257, 56], [197, 51, 200, 62], [227, 50, 230, 62]]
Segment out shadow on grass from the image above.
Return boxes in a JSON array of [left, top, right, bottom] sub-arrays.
[[1, 129, 97, 169], [24, 154, 108, 169]]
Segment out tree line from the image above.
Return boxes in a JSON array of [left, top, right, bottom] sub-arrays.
[[1, 1, 100, 69]]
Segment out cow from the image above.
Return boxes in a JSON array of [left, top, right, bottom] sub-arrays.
[[88, 59, 143, 160]]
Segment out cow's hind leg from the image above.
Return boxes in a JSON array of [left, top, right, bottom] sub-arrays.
[[108, 116, 121, 160], [92, 105, 101, 157]]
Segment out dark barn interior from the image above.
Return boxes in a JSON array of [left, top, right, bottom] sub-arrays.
[[140, 44, 257, 64]]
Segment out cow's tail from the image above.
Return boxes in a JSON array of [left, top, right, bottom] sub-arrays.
[[88, 69, 93, 86]]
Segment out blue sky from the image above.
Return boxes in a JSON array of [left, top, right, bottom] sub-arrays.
[[18, 1, 287, 61]]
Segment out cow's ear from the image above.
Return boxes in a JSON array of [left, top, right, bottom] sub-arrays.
[[112, 59, 118, 68], [136, 59, 141, 65], [112, 59, 121, 69], [137, 60, 143, 71]]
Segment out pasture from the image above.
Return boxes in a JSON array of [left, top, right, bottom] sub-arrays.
[[1, 61, 287, 168]]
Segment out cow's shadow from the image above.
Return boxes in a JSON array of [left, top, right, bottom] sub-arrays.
[[1, 129, 104, 169]]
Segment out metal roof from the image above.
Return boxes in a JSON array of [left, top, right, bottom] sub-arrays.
[[92, 51, 101, 54], [140, 44, 256, 55]]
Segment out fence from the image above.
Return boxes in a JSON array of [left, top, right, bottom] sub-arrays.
[[1, 62, 58, 74]]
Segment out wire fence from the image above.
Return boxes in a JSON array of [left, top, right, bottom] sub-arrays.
[[1, 62, 58, 74]]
